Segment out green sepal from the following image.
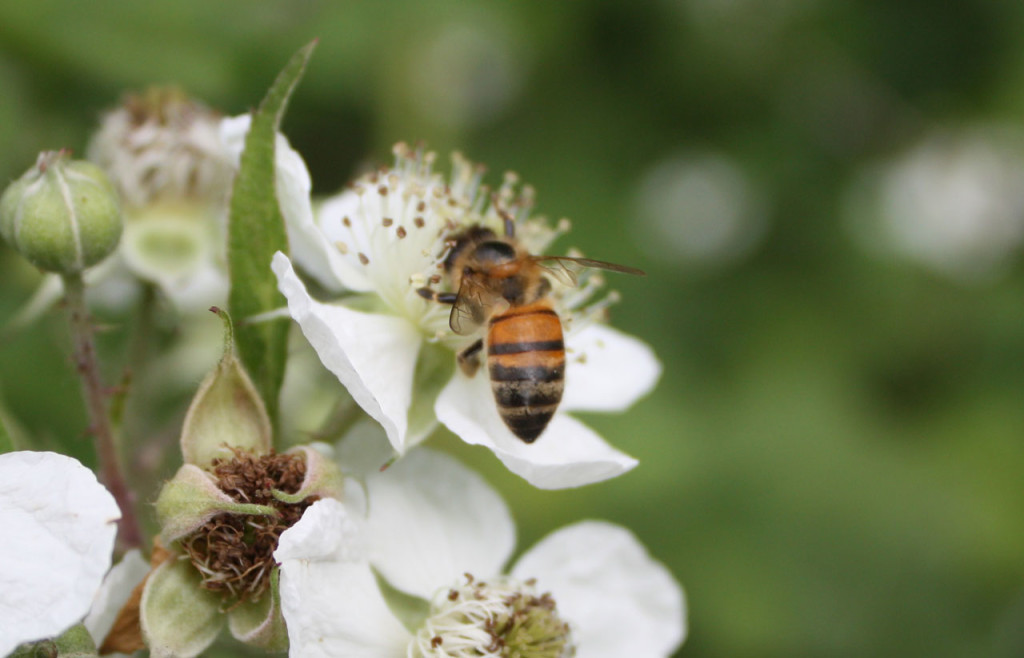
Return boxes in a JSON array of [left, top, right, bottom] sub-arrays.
[[140, 559, 224, 658], [9, 624, 97, 658], [227, 40, 316, 428], [270, 444, 345, 504], [50, 625, 96, 658], [374, 570, 431, 632], [156, 464, 277, 543], [227, 569, 288, 651], [180, 309, 272, 468]]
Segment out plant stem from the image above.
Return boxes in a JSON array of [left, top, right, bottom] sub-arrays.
[[63, 273, 143, 550]]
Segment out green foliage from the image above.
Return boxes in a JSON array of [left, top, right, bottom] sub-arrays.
[[227, 41, 316, 428], [10, 625, 97, 658], [0, 399, 16, 454], [3, 4, 1024, 658], [0, 419, 12, 454]]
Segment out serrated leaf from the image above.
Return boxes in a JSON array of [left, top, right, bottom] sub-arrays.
[[227, 40, 316, 429]]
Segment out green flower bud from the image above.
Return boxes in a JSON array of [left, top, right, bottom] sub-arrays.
[[0, 150, 122, 274]]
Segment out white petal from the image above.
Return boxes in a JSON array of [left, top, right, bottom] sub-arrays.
[[158, 261, 228, 314], [335, 419, 399, 478], [274, 253, 422, 453], [435, 373, 638, 489], [217, 114, 251, 155], [364, 449, 514, 599], [0, 452, 120, 656], [311, 181, 459, 309], [276, 498, 365, 564], [276, 499, 410, 657], [560, 324, 662, 413], [83, 548, 150, 648], [274, 132, 345, 294], [511, 521, 686, 658], [306, 193, 377, 293], [82, 255, 143, 314]]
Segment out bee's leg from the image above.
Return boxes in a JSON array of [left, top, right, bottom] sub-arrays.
[[500, 209, 515, 238], [522, 276, 552, 305], [416, 287, 458, 304], [457, 339, 484, 377]]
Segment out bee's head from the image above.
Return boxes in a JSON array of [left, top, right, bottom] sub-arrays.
[[444, 225, 517, 274], [471, 240, 518, 269]]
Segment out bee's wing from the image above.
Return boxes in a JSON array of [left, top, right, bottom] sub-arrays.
[[533, 256, 646, 287], [450, 275, 507, 335]]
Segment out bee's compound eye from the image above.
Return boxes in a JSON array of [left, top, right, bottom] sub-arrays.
[[474, 241, 517, 265]]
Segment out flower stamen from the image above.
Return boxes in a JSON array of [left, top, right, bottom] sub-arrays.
[[178, 448, 317, 609], [410, 574, 574, 658]]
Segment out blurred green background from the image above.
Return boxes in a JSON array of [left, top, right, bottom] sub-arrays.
[[4, 1, 1024, 656]]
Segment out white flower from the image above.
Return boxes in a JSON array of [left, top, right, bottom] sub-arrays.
[[273, 144, 660, 489], [78, 87, 315, 313], [275, 449, 686, 658], [0, 451, 121, 656], [844, 125, 1024, 284]]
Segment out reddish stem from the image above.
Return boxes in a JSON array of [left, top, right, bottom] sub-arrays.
[[63, 273, 143, 551]]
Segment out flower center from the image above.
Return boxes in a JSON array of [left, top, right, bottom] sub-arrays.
[[318, 144, 571, 344], [410, 574, 574, 658], [178, 449, 316, 608]]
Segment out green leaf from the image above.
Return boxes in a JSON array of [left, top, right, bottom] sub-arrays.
[[0, 416, 14, 454], [0, 397, 18, 454], [227, 40, 316, 429]]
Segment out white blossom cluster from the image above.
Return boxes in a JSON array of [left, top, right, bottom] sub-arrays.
[[0, 84, 684, 658]]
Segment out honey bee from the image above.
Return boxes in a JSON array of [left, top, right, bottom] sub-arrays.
[[417, 215, 644, 443]]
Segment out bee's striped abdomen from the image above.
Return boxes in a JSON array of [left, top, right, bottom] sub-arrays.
[[486, 302, 565, 443]]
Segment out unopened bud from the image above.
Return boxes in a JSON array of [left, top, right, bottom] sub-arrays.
[[0, 150, 122, 274]]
